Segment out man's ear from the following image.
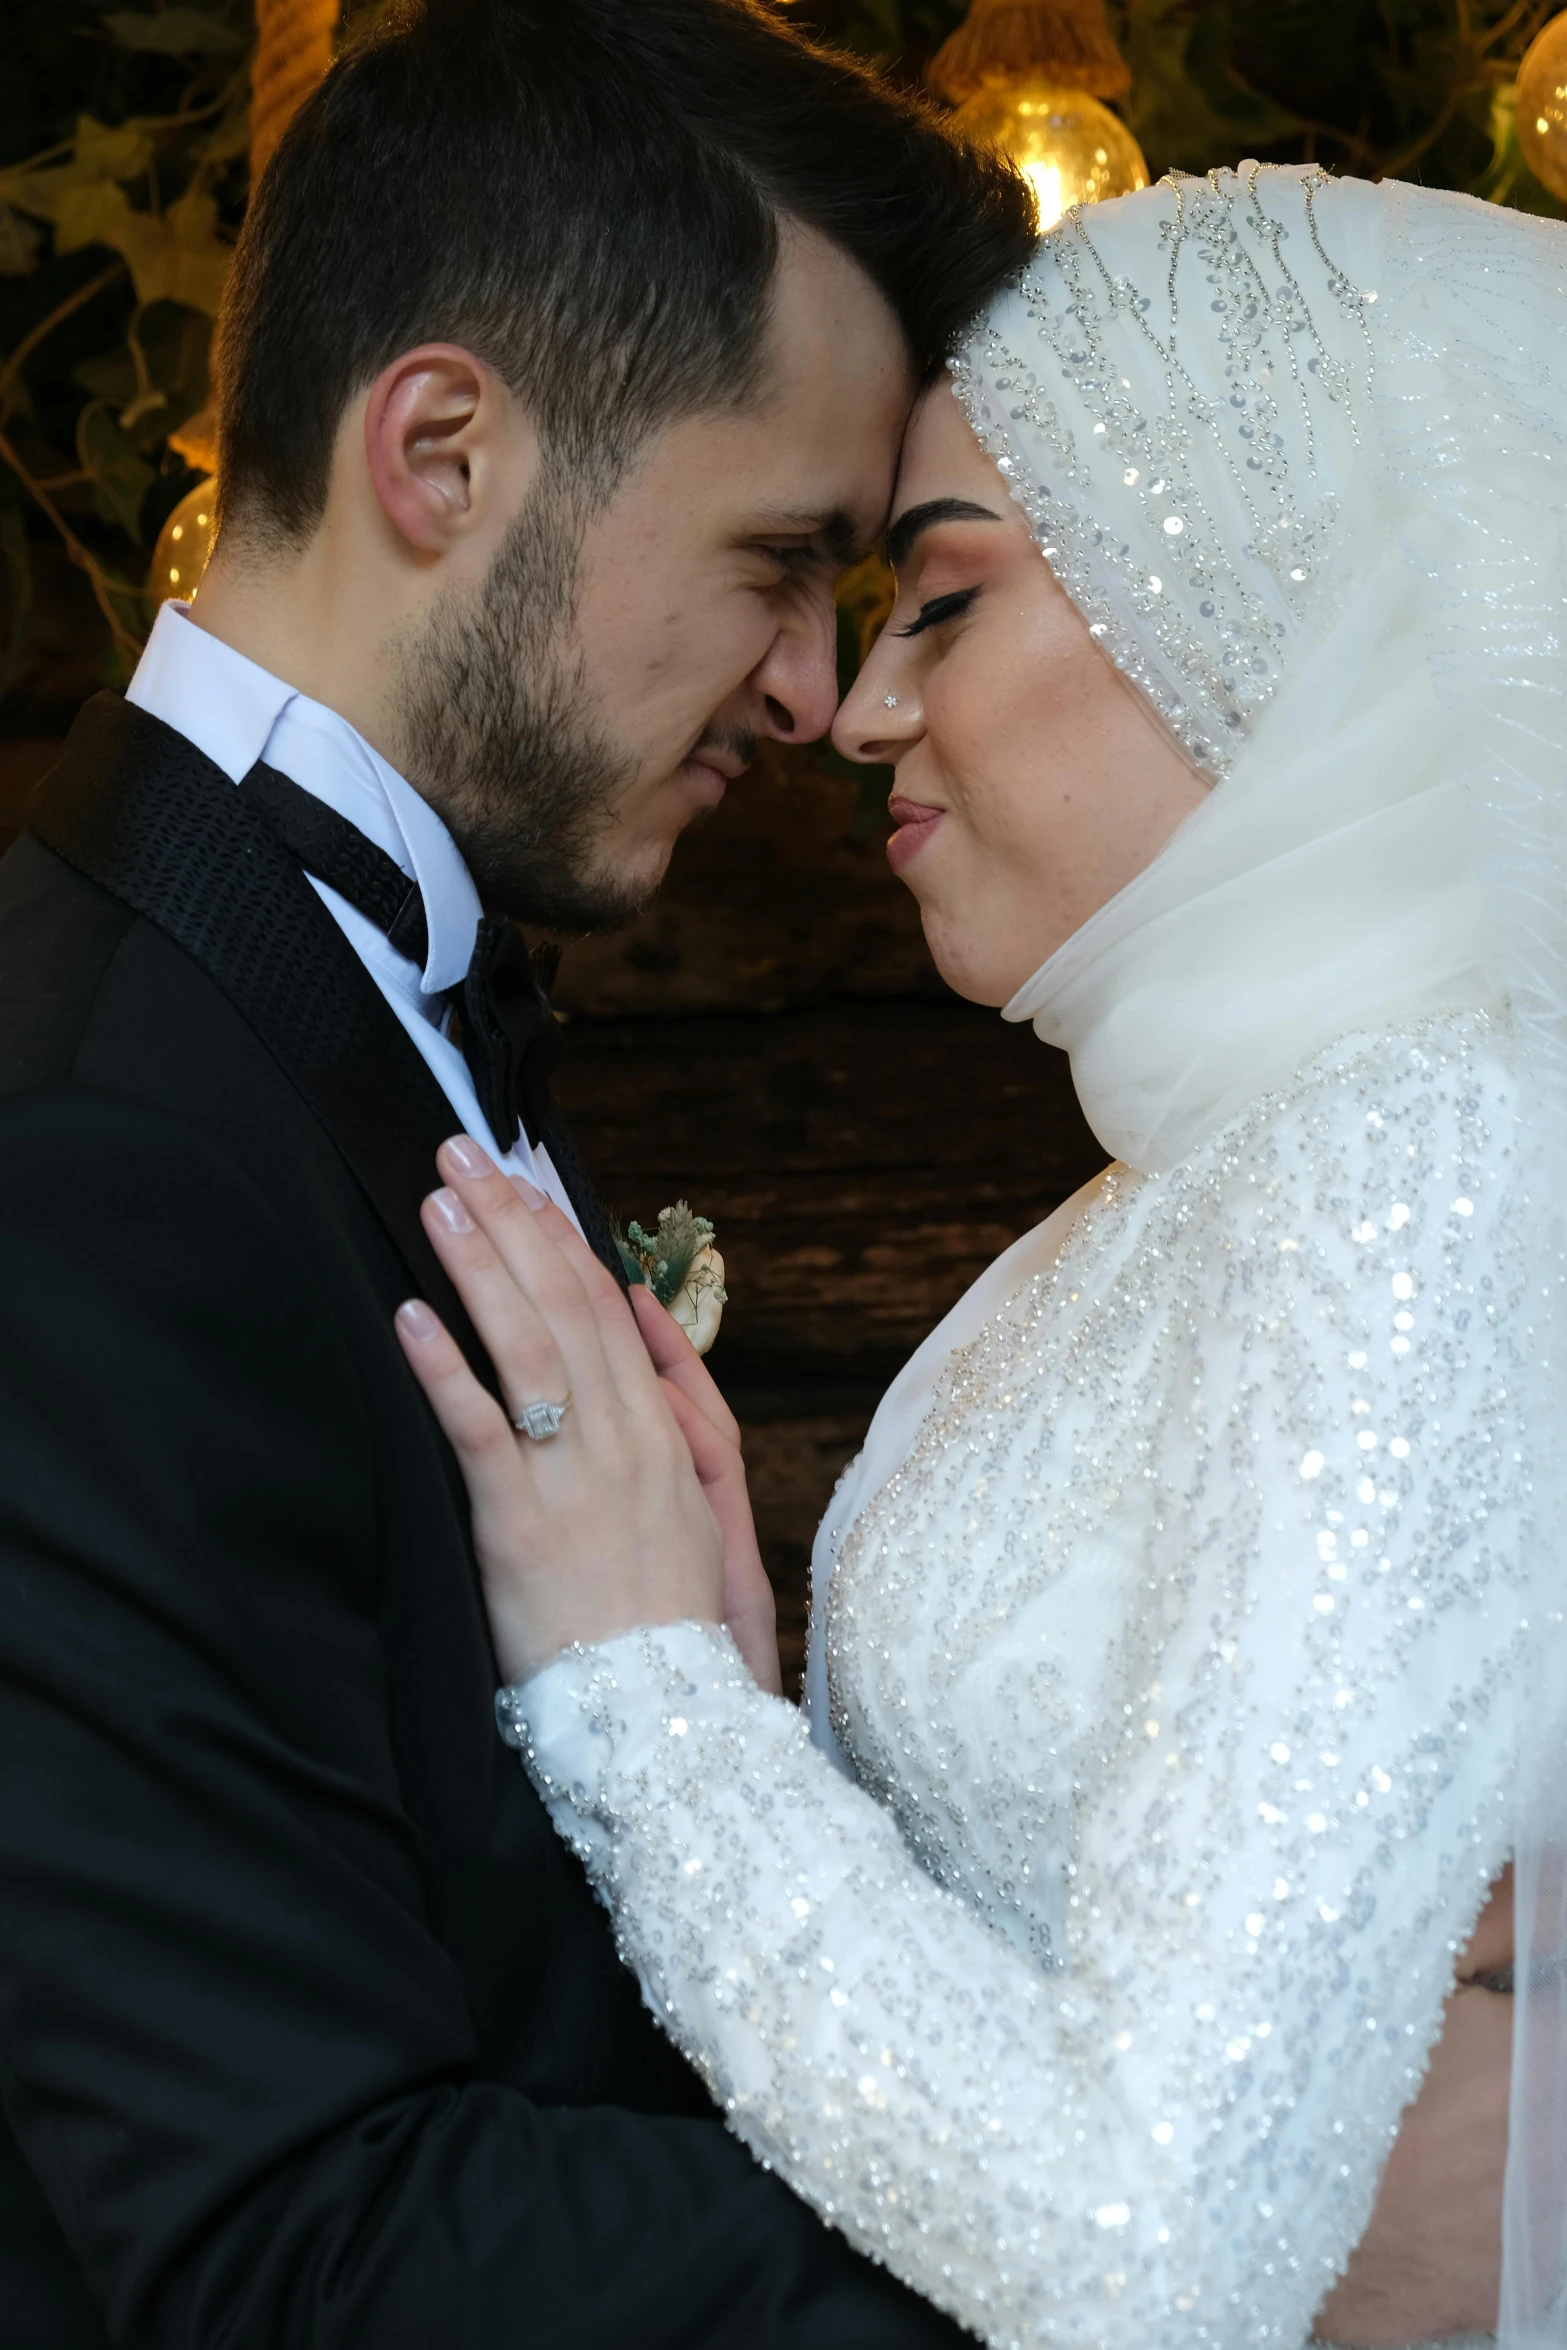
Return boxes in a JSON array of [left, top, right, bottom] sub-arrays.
[[363, 343, 536, 556]]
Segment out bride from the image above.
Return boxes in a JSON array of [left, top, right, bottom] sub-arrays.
[[392, 166, 1567, 2347]]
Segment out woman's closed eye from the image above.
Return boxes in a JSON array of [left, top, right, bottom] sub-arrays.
[[896, 586, 979, 639]]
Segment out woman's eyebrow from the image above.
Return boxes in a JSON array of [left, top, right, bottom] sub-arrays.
[[884, 497, 1002, 572]]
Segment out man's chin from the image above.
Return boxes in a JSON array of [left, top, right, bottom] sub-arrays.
[[579, 826, 695, 926], [458, 804, 694, 939], [676, 755, 733, 815], [574, 764, 729, 922], [518, 848, 673, 940], [604, 842, 678, 925]]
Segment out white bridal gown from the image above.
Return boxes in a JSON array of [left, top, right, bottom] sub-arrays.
[[503, 169, 1567, 2348]]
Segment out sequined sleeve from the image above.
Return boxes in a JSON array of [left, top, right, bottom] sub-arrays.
[[504, 1619, 1190, 2347]]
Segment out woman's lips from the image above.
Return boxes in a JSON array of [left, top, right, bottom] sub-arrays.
[[885, 794, 945, 875]]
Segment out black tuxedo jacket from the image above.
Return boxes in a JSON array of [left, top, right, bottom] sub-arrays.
[[0, 696, 967, 2349]]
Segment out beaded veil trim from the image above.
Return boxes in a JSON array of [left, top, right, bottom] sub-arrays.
[[950, 164, 1375, 776]]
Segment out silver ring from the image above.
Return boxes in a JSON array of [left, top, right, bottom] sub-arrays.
[[512, 1396, 572, 1442]]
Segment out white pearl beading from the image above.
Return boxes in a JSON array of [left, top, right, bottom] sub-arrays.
[[950, 163, 1375, 778]]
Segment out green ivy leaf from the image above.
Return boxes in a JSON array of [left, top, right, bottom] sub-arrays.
[[87, 308, 214, 446], [198, 92, 253, 164], [71, 113, 159, 184], [134, 301, 214, 440], [101, 7, 248, 54], [0, 115, 156, 223], [51, 180, 142, 259], [47, 179, 230, 316], [1121, 1, 1303, 176], [76, 398, 155, 540], [161, 183, 232, 316], [0, 201, 42, 277], [71, 346, 138, 404]]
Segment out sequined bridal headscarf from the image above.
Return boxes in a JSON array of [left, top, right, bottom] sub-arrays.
[[953, 163, 1567, 2343]]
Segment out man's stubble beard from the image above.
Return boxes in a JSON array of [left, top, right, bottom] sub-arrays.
[[392, 476, 652, 936]]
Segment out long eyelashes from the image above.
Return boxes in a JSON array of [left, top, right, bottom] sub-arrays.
[[896, 586, 979, 639]]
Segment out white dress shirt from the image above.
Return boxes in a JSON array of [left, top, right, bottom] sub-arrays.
[[127, 600, 582, 1227]]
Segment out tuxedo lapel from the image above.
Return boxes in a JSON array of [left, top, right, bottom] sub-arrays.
[[28, 692, 499, 1381], [529, 1087, 626, 1288]]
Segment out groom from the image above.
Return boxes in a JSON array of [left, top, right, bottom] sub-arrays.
[[0, 3, 1035, 2342]]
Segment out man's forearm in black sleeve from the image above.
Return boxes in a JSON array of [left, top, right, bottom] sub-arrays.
[[0, 1089, 966, 2349]]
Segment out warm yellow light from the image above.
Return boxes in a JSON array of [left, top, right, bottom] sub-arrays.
[[950, 76, 1147, 229], [1518, 10, 1567, 201], [149, 479, 218, 606], [1022, 161, 1064, 227]]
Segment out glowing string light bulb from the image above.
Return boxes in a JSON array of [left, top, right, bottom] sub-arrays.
[[149, 482, 218, 606], [1517, 8, 1567, 203], [949, 77, 1146, 229]]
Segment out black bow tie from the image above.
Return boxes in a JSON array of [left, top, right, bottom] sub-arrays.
[[242, 762, 559, 1154]]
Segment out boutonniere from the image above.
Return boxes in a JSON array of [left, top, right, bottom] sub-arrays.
[[616, 1201, 728, 1356]]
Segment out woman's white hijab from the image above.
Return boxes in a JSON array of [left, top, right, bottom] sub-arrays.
[[815, 164, 1567, 2338], [961, 164, 1567, 2342]]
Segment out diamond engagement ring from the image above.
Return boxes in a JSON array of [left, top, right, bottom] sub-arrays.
[[512, 1397, 572, 1442]]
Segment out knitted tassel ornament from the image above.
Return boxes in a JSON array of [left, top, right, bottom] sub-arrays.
[[927, 0, 1131, 104], [251, 0, 341, 184]]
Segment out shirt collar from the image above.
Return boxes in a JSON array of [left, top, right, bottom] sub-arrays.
[[126, 601, 481, 998]]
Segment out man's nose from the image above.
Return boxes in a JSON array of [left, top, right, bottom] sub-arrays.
[[750, 594, 841, 746]]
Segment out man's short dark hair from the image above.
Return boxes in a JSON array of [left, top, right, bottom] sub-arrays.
[[215, 0, 1037, 543]]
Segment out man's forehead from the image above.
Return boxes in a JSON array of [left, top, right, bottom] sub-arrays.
[[729, 380, 907, 555], [749, 228, 916, 442], [767, 217, 908, 350], [636, 309, 909, 558]]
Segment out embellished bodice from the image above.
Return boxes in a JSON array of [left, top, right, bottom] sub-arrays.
[[827, 1015, 1526, 1995], [509, 1014, 1532, 2349]]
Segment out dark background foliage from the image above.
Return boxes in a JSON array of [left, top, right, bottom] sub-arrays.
[[1, 0, 251, 715]]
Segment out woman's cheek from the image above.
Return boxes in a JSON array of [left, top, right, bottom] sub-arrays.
[[923, 760, 1040, 988], [924, 637, 1013, 810]]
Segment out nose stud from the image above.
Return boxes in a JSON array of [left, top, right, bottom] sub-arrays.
[[884, 695, 899, 710]]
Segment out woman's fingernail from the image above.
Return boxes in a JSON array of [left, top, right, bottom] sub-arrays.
[[441, 1134, 492, 1180], [511, 1175, 546, 1209], [429, 1187, 475, 1234], [397, 1299, 441, 1342]]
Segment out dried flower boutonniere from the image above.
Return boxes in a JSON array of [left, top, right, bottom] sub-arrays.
[[616, 1202, 727, 1356]]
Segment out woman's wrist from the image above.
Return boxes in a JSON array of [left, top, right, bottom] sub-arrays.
[[495, 1618, 753, 1813], [483, 1578, 724, 1692]]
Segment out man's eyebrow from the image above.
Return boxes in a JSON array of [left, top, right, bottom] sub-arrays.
[[884, 497, 1002, 573], [751, 508, 863, 566]]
